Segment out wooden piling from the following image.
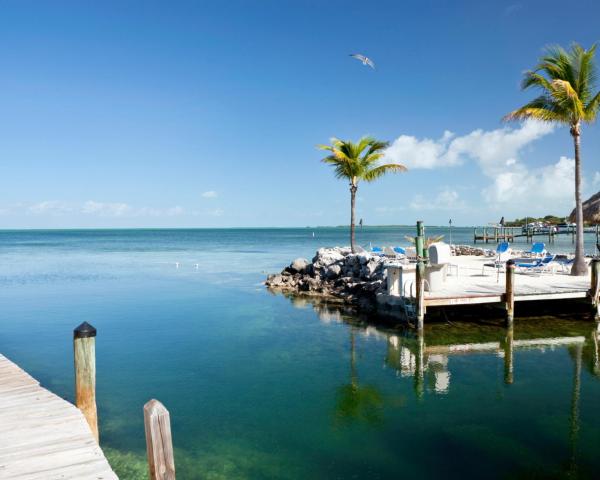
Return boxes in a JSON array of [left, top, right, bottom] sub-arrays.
[[144, 399, 176, 480], [590, 258, 600, 319], [416, 261, 425, 331], [73, 322, 98, 442], [416, 220, 424, 259], [505, 260, 515, 326], [503, 326, 514, 384]]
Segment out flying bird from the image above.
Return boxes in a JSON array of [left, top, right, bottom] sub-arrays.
[[350, 53, 375, 69]]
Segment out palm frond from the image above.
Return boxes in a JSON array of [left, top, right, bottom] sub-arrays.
[[550, 79, 584, 118], [583, 90, 600, 121], [505, 43, 600, 126], [318, 136, 402, 186], [521, 71, 553, 91], [363, 163, 407, 182]]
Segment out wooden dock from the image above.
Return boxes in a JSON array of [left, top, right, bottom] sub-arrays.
[[382, 255, 600, 330], [0, 354, 117, 479], [473, 225, 600, 245]]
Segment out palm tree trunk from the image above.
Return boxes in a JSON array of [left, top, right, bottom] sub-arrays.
[[350, 184, 357, 253], [571, 128, 587, 276]]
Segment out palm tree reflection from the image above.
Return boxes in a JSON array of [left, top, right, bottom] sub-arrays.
[[334, 327, 383, 426]]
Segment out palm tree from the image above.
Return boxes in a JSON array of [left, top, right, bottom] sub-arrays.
[[318, 137, 407, 253], [505, 43, 600, 276]]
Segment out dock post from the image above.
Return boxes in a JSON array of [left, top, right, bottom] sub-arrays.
[[73, 322, 98, 442], [590, 258, 600, 319], [505, 260, 515, 327], [416, 261, 425, 331], [503, 325, 514, 384], [144, 399, 176, 480], [473, 227, 477, 244], [484, 227, 488, 243], [416, 220, 424, 258]]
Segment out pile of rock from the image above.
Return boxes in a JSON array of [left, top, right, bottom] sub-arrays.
[[451, 245, 493, 256], [265, 247, 389, 308]]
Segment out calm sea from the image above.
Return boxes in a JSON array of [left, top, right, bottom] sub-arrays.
[[0, 227, 598, 479]]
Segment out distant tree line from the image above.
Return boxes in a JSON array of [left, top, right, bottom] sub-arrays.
[[504, 215, 567, 227]]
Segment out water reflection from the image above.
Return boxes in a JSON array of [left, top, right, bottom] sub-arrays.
[[334, 328, 384, 426], [275, 294, 600, 476], [281, 294, 600, 398]]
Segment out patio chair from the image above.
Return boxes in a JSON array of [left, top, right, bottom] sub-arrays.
[[516, 254, 557, 274], [526, 242, 546, 258]]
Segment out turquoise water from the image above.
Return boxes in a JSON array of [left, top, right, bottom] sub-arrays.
[[0, 228, 599, 479]]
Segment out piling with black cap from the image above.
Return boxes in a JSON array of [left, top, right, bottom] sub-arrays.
[[74, 321, 98, 442]]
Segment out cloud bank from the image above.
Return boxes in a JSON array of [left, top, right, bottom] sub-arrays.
[[383, 120, 575, 213]]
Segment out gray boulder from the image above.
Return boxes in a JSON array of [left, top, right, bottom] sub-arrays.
[[289, 257, 309, 274]]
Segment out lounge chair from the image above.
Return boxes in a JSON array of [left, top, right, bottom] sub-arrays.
[[555, 257, 575, 273], [495, 241, 511, 262], [516, 254, 557, 274], [526, 242, 546, 258], [481, 242, 513, 281]]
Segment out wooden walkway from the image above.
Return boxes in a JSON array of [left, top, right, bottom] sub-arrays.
[[0, 354, 117, 479]]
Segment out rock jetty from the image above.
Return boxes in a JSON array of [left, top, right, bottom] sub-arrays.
[[265, 245, 495, 310], [265, 247, 388, 309]]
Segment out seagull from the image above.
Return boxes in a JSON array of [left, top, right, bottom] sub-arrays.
[[350, 53, 375, 69]]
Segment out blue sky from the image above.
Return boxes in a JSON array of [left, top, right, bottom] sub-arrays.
[[1, 0, 600, 228]]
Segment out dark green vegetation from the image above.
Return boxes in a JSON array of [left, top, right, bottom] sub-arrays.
[[505, 43, 600, 275], [505, 215, 567, 226]]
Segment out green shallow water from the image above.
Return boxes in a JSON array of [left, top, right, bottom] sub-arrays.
[[0, 228, 598, 479]]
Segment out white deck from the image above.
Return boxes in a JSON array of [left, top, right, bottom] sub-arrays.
[[385, 255, 591, 308], [0, 354, 117, 480]]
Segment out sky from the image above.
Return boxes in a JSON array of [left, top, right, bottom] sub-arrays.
[[1, 0, 600, 228]]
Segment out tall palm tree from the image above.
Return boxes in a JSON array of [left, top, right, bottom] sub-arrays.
[[318, 136, 407, 253], [505, 43, 600, 276]]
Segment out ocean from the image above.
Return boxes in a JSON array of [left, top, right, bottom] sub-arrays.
[[0, 227, 598, 479]]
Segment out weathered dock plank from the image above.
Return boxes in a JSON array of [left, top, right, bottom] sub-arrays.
[[0, 354, 117, 480]]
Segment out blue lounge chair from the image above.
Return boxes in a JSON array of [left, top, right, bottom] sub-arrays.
[[527, 242, 546, 257], [516, 254, 556, 274], [555, 257, 575, 273], [482, 242, 512, 281]]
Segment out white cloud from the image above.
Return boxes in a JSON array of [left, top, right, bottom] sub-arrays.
[[207, 208, 224, 217], [504, 3, 522, 16], [483, 156, 575, 211], [384, 120, 555, 176], [1, 201, 186, 218], [28, 201, 73, 215], [409, 188, 466, 211], [383, 120, 579, 215], [201, 191, 218, 199], [82, 201, 132, 217]]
